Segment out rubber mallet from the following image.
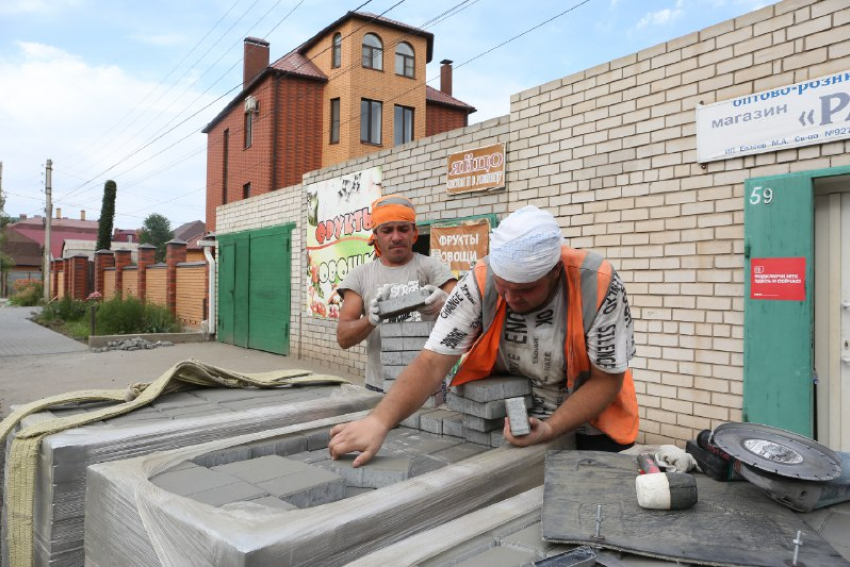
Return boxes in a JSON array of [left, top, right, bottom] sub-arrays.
[[635, 453, 699, 510]]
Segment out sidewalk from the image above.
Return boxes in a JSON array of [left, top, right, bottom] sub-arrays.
[[0, 306, 364, 417]]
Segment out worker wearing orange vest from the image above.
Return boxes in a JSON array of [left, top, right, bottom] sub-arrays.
[[329, 206, 639, 467]]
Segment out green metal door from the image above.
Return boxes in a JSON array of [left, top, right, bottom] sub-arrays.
[[744, 175, 814, 436], [217, 225, 292, 355], [247, 226, 291, 354]]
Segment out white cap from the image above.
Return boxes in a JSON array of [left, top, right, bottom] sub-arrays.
[[489, 206, 563, 283]]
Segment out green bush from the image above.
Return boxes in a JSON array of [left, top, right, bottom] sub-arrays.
[[8, 279, 43, 306], [95, 296, 181, 335], [41, 296, 88, 322]]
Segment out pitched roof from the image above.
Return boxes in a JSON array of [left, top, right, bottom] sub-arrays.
[[173, 220, 207, 250], [3, 229, 42, 267], [425, 85, 477, 112], [7, 218, 100, 260], [270, 51, 327, 81]]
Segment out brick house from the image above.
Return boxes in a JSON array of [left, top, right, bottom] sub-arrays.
[[202, 11, 476, 230]]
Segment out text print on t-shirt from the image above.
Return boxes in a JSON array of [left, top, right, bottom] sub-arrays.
[[595, 273, 631, 370]]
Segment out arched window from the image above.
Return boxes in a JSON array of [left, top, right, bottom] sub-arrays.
[[332, 33, 342, 68], [362, 33, 383, 70], [395, 42, 414, 78]]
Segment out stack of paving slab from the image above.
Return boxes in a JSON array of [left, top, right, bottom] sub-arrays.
[[403, 376, 533, 449], [1, 383, 381, 567], [84, 413, 574, 567], [381, 320, 444, 406]]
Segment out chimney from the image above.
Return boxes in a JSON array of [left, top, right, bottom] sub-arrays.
[[56, 207, 62, 219], [243, 37, 270, 89], [440, 59, 453, 96], [20, 214, 27, 219], [81, 210, 86, 221]]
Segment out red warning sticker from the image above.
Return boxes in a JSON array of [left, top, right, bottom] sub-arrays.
[[750, 257, 806, 301]]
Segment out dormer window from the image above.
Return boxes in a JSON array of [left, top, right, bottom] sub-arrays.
[[332, 33, 342, 68], [395, 42, 414, 78], [362, 33, 383, 70]]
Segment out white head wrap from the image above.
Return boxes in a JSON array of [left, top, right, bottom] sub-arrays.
[[489, 206, 563, 283]]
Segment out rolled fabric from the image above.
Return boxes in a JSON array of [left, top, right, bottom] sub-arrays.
[[489, 205, 563, 283]]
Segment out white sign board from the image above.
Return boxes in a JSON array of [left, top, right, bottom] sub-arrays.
[[696, 70, 850, 163]]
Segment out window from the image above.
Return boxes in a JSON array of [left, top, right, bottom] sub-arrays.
[[394, 105, 414, 146], [362, 33, 383, 70], [332, 33, 342, 68], [360, 98, 382, 145], [222, 129, 229, 205], [243, 183, 251, 199], [244, 110, 254, 148], [330, 98, 340, 144], [395, 42, 414, 78]]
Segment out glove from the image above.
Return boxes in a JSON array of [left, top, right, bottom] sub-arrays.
[[654, 445, 698, 473], [420, 284, 448, 316], [367, 284, 394, 326]]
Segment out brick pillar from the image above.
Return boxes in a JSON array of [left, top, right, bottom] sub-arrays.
[[94, 250, 115, 297], [71, 255, 89, 300], [62, 258, 71, 299], [166, 239, 187, 315], [51, 259, 63, 300], [137, 244, 157, 303], [114, 249, 132, 298]]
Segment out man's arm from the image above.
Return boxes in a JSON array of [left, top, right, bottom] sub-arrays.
[[328, 349, 460, 466], [504, 365, 624, 447], [336, 291, 375, 349]]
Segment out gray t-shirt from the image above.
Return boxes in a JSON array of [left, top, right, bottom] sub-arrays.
[[425, 269, 635, 432], [338, 253, 455, 389]]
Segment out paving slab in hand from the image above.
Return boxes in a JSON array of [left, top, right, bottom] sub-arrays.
[[448, 393, 531, 420], [455, 376, 532, 403]]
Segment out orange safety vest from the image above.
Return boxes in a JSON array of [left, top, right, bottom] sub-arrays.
[[451, 245, 639, 444]]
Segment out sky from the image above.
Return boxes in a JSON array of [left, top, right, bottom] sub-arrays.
[[0, 0, 778, 231]]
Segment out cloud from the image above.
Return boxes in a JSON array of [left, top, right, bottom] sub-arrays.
[[635, 0, 685, 29], [0, 41, 212, 225]]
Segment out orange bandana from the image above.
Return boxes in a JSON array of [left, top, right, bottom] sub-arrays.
[[368, 194, 417, 256]]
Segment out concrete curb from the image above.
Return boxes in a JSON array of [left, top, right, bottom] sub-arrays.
[[88, 332, 208, 348]]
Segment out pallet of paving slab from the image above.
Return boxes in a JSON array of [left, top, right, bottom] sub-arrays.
[[1, 383, 381, 567], [84, 420, 576, 567]]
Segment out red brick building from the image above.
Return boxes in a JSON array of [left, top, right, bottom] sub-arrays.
[[202, 11, 476, 230]]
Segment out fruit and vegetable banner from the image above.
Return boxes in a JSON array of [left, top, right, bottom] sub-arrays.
[[305, 167, 382, 319]]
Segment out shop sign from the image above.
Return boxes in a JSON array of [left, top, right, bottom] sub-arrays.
[[446, 143, 505, 195], [696, 70, 850, 163], [305, 167, 382, 319], [430, 219, 490, 277], [750, 257, 806, 301]]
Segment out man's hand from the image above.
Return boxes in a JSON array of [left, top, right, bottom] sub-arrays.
[[367, 284, 395, 325], [328, 415, 391, 467], [503, 416, 553, 447], [420, 284, 448, 316]]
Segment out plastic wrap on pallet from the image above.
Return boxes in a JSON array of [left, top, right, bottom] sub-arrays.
[[1, 385, 381, 567], [84, 424, 575, 567]]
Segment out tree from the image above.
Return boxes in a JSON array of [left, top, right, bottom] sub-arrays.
[[96, 180, 117, 251], [139, 213, 174, 263]]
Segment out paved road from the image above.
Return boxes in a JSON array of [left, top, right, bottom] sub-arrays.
[[0, 306, 88, 356], [0, 305, 363, 417]]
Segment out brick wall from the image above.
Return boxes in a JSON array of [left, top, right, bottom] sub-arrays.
[[56, 271, 65, 299], [216, 0, 850, 445], [122, 266, 138, 298], [426, 103, 469, 137], [146, 267, 167, 306], [103, 270, 115, 298], [176, 263, 207, 328]]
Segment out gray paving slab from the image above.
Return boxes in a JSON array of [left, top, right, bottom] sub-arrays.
[[0, 306, 88, 357], [377, 288, 430, 319], [150, 465, 243, 496], [455, 376, 532, 403], [431, 443, 488, 464], [420, 409, 463, 435], [381, 336, 429, 351], [257, 468, 345, 507], [213, 455, 313, 484], [448, 393, 531, 420], [454, 545, 537, 567], [381, 320, 434, 337], [462, 413, 503, 432], [382, 365, 405, 379], [247, 495, 298, 510], [380, 350, 418, 366], [443, 413, 464, 437], [506, 397, 531, 436], [188, 481, 268, 507], [327, 454, 412, 488]]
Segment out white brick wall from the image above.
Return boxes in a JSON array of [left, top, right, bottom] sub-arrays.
[[217, 0, 850, 445]]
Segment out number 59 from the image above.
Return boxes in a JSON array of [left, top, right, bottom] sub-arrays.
[[750, 186, 773, 205]]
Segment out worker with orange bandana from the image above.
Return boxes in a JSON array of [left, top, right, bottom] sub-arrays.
[[330, 205, 638, 466], [336, 194, 457, 392]]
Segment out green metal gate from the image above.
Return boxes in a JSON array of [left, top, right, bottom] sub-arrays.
[[218, 224, 293, 355], [744, 166, 850, 436]]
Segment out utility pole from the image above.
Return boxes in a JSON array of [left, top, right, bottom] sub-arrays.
[[43, 159, 52, 303], [0, 160, 4, 297]]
